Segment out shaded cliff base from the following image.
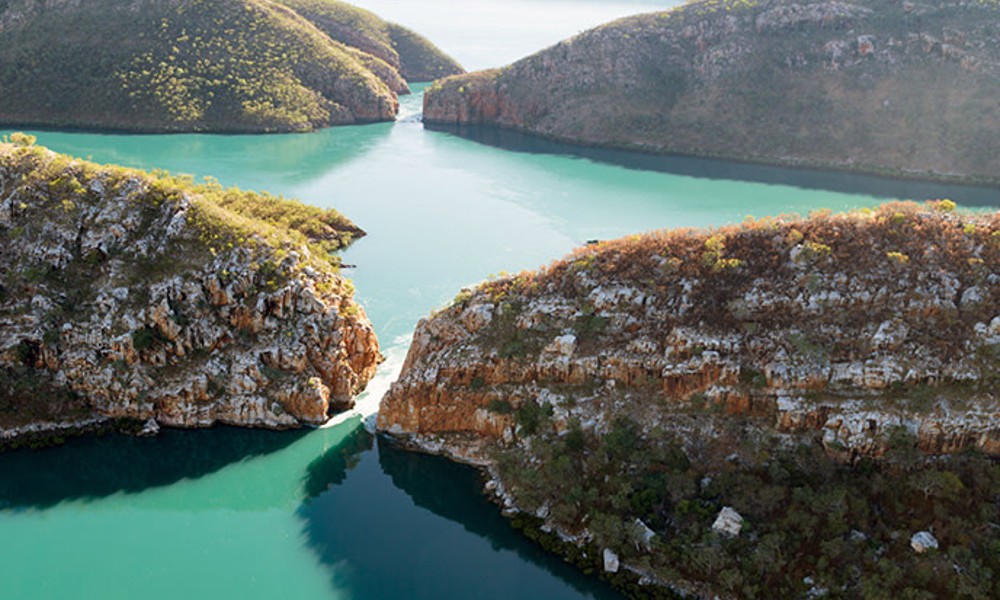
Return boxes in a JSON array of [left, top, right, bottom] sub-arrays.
[[425, 123, 1000, 207], [379, 201, 999, 597], [381, 424, 1000, 599], [299, 433, 624, 599]]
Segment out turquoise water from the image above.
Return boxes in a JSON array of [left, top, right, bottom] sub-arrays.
[[2, 7, 999, 597]]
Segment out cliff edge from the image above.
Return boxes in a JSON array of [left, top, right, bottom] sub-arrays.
[[424, 0, 1000, 185], [380, 202, 999, 597], [0, 136, 380, 446]]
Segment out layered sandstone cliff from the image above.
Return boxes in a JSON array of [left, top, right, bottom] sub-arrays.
[[0, 138, 380, 446], [379, 201, 999, 596], [424, 0, 1000, 185], [380, 202, 998, 461]]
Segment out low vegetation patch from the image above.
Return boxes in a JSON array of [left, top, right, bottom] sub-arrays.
[[497, 420, 1000, 599]]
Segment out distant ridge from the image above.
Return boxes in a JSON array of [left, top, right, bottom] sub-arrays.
[[425, 0, 1000, 185], [0, 0, 463, 132]]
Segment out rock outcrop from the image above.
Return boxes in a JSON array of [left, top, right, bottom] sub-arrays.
[[0, 0, 462, 132], [0, 138, 379, 446], [711, 507, 745, 538], [379, 201, 999, 596], [424, 0, 1000, 185], [910, 530, 939, 554], [381, 202, 998, 462]]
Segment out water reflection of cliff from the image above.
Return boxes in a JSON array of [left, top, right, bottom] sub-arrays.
[[0, 426, 306, 509], [298, 435, 620, 600], [4, 123, 394, 192], [426, 123, 1000, 207]]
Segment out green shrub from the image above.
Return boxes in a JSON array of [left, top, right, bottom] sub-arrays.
[[131, 327, 159, 351], [486, 399, 513, 414]]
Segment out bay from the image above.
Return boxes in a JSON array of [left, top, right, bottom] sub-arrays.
[[1, 1, 997, 597]]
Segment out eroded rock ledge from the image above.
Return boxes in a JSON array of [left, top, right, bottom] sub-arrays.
[[0, 139, 379, 446]]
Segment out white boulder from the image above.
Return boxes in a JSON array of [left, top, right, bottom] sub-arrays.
[[602, 548, 620, 573], [544, 334, 577, 357], [910, 531, 939, 553], [711, 506, 744, 537], [138, 418, 160, 437]]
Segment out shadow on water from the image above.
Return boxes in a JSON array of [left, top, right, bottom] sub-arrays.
[[0, 426, 307, 510], [2, 121, 395, 191], [425, 123, 1000, 207], [301, 425, 374, 500], [298, 435, 621, 599]]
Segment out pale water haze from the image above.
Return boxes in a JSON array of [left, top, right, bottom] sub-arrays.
[[1, 1, 997, 599], [350, 0, 682, 71]]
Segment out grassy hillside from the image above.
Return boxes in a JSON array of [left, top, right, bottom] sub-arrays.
[[0, 0, 458, 132], [278, 0, 464, 82], [424, 0, 1000, 185]]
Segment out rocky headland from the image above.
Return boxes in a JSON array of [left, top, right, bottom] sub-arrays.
[[380, 202, 1000, 597], [0, 0, 462, 133], [0, 136, 380, 447], [424, 0, 1000, 185]]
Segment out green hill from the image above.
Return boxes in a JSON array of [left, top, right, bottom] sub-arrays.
[[0, 0, 462, 133], [424, 0, 1000, 185], [278, 0, 464, 82]]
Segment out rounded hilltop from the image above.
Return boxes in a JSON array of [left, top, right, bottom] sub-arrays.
[[0, 0, 463, 133]]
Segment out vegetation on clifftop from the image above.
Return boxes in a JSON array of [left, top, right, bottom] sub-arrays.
[[0, 134, 362, 274], [424, 0, 1000, 185], [278, 0, 464, 82], [0, 0, 460, 132], [473, 202, 998, 373], [382, 201, 999, 598], [0, 137, 376, 433]]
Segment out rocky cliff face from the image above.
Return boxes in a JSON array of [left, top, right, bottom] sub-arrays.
[[424, 0, 1000, 185], [381, 202, 998, 459], [0, 139, 380, 446], [379, 202, 999, 596]]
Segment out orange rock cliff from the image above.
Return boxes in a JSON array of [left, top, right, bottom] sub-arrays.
[[0, 141, 379, 445], [379, 202, 999, 463]]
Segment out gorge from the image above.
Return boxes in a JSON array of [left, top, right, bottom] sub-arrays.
[[0, 0, 997, 597]]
